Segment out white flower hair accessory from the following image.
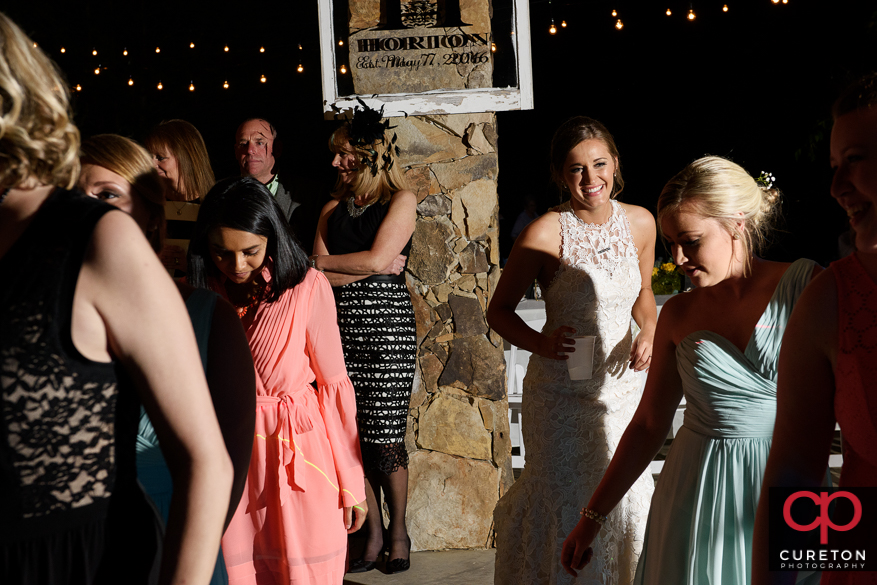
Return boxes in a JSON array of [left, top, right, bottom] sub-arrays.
[[755, 171, 776, 189]]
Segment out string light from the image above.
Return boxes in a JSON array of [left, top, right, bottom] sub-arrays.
[[92, 48, 97, 56], [549, 20, 557, 35], [60, 47, 65, 53], [260, 46, 265, 53], [666, 8, 672, 15], [94, 67, 100, 75], [771, 0, 779, 3], [75, 84, 81, 91], [338, 39, 344, 46], [260, 74, 267, 83], [340, 64, 347, 74], [190, 42, 195, 48], [723, 4, 728, 10], [223, 80, 229, 89], [615, 18, 624, 30], [157, 81, 163, 90], [688, 9, 696, 20], [297, 63, 304, 73], [561, 20, 567, 27], [33, 42, 37, 48], [155, 47, 160, 53], [224, 45, 229, 52], [782, 0, 788, 3], [611, 9, 617, 17], [491, 42, 497, 52], [127, 76, 133, 86], [189, 82, 195, 91]]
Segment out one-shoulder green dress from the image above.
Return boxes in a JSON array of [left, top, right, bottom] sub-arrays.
[[633, 258, 819, 585]]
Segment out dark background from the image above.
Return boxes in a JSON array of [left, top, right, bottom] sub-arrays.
[[6, 1, 875, 263]]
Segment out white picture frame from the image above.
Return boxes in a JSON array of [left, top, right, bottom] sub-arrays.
[[317, 0, 534, 118]]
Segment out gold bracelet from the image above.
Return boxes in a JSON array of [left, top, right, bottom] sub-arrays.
[[580, 507, 608, 525]]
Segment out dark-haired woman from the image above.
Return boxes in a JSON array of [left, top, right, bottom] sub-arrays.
[[312, 106, 416, 574], [488, 117, 657, 584], [188, 177, 367, 585]]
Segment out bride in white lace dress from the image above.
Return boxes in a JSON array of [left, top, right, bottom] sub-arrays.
[[488, 117, 657, 585]]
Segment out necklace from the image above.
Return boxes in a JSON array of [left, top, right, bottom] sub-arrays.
[[0, 187, 10, 207], [232, 281, 266, 318], [347, 196, 373, 219]]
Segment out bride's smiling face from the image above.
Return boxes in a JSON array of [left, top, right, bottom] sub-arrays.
[[562, 139, 617, 217], [661, 203, 745, 287]]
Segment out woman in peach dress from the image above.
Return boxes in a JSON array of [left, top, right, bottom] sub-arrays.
[[188, 176, 368, 584]]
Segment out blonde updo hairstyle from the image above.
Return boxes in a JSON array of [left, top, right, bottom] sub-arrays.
[[80, 134, 167, 253], [328, 124, 409, 206], [0, 12, 80, 191], [657, 156, 781, 276]]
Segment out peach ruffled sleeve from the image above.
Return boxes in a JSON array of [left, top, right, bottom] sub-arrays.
[[305, 272, 366, 507]]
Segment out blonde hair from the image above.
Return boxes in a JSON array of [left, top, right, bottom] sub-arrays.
[[328, 125, 409, 205], [80, 134, 166, 253], [0, 12, 80, 190], [657, 156, 782, 276], [144, 119, 215, 200]]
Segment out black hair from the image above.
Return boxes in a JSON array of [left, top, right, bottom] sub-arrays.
[[187, 176, 308, 301]]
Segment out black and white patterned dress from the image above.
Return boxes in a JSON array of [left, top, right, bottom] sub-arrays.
[[325, 197, 416, 474]]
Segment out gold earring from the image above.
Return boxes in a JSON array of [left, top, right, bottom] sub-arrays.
[[732, 232, 740, 240]]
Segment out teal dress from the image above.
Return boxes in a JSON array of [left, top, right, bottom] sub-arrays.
[[136, 288, 229, 585], [633, 259, 819, 585]]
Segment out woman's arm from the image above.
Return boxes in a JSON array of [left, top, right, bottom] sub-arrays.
[[205, 296, 257, 530], [751, 270, 838, 585], [313, 199, 369, 287], [80, 212, 232, 585], [561, 298, 684, 577], [626, 205, 658, 371], [486, 213, 576, 360], [311, 190, 416, 284], [305, 273, 368, 531]]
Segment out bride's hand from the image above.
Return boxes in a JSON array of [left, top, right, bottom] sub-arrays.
[[560, 516, 599, 577], [536, 326, 577, 360], [629, 328, 654, 372]]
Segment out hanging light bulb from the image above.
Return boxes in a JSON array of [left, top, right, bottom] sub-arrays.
[[224, 45, 229, 52], [190, 42, 195, 48], [549, 21, 557, 35], [155, 47, 160, 53], [189, 82, 195, 91], [340, 64, 347, 74], [688, 9, 696, 20], [260, 46, 265, 53], [157, 81, 163, 90], [128, 77, 133, 86], [260, 74, 267, 83], [297, 63, 304, 73], [666, 8, 672, 15], [781, 0, 788, 3], [75, 84, 82, 91], [60, 47, 66, 53], [615, 18, 624, 30], [723, 4, 728, 11], [92, 48, 97, 56], [338, 39, 344, 46], [94, 67, 100, 75], [611, 9, 617, 17], [123, 48, 128, 56], [491, 42, 497, 52], [223, 80, 229, 89], [33, 42, 37, 48]]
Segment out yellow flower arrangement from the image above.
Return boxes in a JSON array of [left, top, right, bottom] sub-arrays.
[[651, 261, 683, 294]]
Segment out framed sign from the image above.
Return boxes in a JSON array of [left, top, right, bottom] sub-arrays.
[[318, 0, 533, 118]]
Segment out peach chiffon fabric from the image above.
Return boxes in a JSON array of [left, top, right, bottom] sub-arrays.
[[219, 268, 366, 584]]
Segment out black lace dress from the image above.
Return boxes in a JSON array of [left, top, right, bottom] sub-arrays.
[[325, 198, 416, 474], [0, 190, 158, 584]]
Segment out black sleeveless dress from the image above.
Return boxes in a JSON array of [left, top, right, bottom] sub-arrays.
[[0, 189, 158, 584], [325, 197, 416, 474]]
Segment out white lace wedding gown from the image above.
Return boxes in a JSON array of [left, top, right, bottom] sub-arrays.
[[494, 200, 654, 585]]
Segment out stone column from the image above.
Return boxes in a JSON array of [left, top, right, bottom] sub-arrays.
[[393, 112, 511, 550]]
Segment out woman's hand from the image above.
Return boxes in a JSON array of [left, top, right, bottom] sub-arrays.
[[378, 254, 407, 275], [629, 327, 654, 371], [560, 516, 599, 577], [535, 326, 577, 360], [345, 499, 369, 534]]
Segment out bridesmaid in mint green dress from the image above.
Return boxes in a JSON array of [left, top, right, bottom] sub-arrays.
[[561, 156, 822, 584]]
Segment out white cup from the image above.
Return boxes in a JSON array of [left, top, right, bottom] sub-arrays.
[[566, 336, 596, 380]]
